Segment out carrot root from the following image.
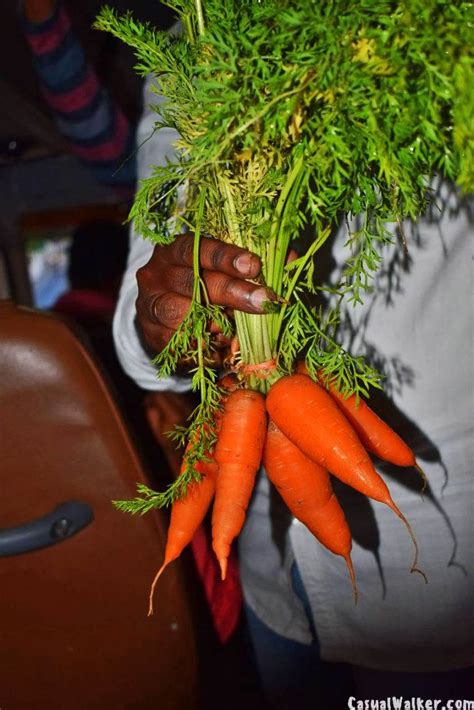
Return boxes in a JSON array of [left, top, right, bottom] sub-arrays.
[[415, 463, 428, 495], [212, 389, 267, 576], [345, 554, 358, 605], [218, 557, 228, 581], [386, 498, 428, 583], [264, 419, 359, 599], [148, 561, 168, 617]]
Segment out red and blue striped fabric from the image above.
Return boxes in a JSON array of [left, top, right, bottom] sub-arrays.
[[23, 2, 136, 195]]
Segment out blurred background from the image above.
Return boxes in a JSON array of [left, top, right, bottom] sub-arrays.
[[0, 0, 175, 308], [0, 5, 270, 708]]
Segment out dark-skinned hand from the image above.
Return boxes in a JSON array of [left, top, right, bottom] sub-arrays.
[[135, 233, 275, 361]]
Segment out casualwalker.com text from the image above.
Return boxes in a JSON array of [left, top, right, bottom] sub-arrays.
[[347, 698, 474, 710]]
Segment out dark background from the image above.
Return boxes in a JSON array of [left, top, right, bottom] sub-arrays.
[[0, 1, 176, 306], [0, 0, 175, 164]]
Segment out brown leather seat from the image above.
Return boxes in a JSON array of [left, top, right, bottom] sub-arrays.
[[0, 300, 198, 710]]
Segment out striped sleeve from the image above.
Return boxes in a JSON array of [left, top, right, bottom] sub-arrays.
[[22, 1, 136, 194]]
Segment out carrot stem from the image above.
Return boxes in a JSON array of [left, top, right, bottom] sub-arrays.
[[194, 0, 205, 35]]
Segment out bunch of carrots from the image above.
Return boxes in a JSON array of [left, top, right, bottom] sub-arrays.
[[148, 366, 426, 615]]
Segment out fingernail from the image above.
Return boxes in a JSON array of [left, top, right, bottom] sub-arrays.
[[234, 253, 259, 276], [249, 287, 274, 311]]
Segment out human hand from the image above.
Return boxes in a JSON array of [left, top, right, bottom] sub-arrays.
[[135, 233, 275, 358]]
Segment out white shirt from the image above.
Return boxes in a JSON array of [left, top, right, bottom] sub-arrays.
[[113, 83, 192, 393], [114, 77, 474, 672], [240, 186, 474, 671]]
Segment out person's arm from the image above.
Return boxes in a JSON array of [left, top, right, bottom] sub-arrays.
[[21, 0, 135, 194]]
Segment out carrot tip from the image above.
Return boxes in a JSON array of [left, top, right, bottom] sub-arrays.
[[415, 463, 428, 496], [345, 554, 359, 605], [219, 558, 228, 581], [410, 566, 428, 584], [147, 562, 167, 617], [388, 499, 424, 580]]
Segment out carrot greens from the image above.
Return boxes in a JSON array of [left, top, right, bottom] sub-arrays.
[[95, 0, 472, 510]]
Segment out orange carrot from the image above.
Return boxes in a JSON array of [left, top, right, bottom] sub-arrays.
[[148, 456, 218, 616], [267, 374, 391, 502], [266, 373, 424, 578], [317, 370, 416, 467], [296, 362, 425, 487], [212, 388, 267, 580], [264, 420, 357, 600], [218, 372, 240, 393]]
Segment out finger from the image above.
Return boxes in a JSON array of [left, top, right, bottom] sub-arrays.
[[155, 264, 195, 297], [159, 263, 274, 313], [202, 270, 275, 313], [167, 234, 262, 279], [148, 292, 192, 330], [287, 248, 298, 263], [138, 290, 190, 352]]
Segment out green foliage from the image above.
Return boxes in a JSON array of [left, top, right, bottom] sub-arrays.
[[95, 0, 472, 508], [342, 214, 395, 304]]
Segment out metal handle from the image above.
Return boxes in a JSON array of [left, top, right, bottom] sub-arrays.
[[0, 501, 94, 557]]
